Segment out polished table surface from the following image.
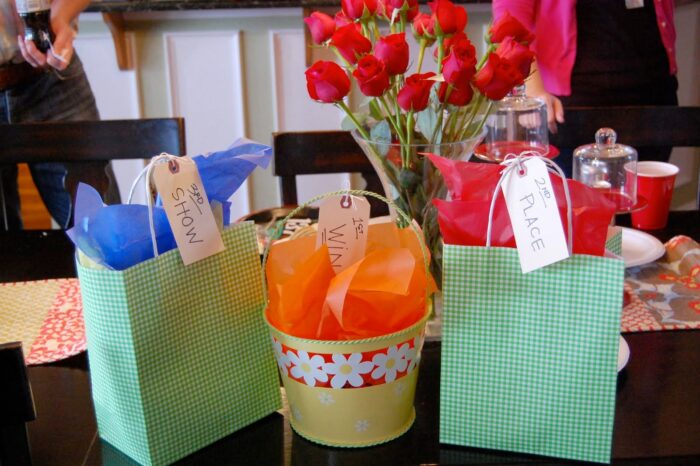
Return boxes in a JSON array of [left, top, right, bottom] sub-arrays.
[[12, 210, 700, 465]]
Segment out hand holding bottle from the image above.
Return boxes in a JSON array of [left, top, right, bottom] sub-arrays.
[[16, 0, 88, 71]]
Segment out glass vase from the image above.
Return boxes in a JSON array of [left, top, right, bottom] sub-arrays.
[[351, 129, 484, 286]]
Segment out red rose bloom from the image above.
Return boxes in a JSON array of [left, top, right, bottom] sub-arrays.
[[334, 10, 354, 28], [304, 12, 336, 44], [374, 33, 409, 76], [441, 51, 476, 88], [428, 0, 467, 36], [495, 36, 534, 77], [331, 24, 372, 64], [397, 72, 436, 111], [305, 61, 351, 103], [489, 11, 534, 44], [353, 55, 391, 97], [378, 0, 419, 21], [440, 31, 477, 64], [412, 13, 436, 44], [438, 82, 474, 106], [342, 0, 378, 20], [473, 53, 526, 101]]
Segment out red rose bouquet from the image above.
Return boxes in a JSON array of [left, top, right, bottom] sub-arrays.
[[304, 3, 535, 283]]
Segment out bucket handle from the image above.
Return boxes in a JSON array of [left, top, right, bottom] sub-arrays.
[[260, 189, 431, 304]]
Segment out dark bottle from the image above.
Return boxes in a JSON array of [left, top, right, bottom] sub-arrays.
[[16, 0, 54, 53]]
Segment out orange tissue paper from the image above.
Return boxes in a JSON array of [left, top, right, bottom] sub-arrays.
[[265, 220, 436, 340]]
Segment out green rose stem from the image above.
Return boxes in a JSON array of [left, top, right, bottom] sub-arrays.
[[415, 38, 427, 74], [431, 87, 450, 143], [332, 48, 352, 69], [361, 20, 370, 40], [472, 100, 494, 136], [457, 92, 484, 140], [379, 96, 407, 144], [391, 87, 404, 135], [336, 100, 401, 190], [338, 100, 370, 139], [405, 110, 415, 164], [476, 43, 496, 69], [446, 107, 460, 140], [436, 36, 445, 74], [371, 18, 381, 40]]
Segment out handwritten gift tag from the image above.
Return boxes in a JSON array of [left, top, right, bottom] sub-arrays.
[[501, 157, 569, 273], [153, 157, 225, 265], [315, 195, 371, 273]]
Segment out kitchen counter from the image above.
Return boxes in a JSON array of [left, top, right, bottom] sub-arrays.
[[87, 0, 491, 13]]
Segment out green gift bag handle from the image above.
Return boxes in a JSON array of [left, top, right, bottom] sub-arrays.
[[485, 155, 574, 253], [260, 189, 431, 303]]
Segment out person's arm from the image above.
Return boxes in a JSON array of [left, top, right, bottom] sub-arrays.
[[492, 0, 536, 30], [526, 61, 564, 133], [18, 0, 91, 70], [493, 0, 564, 133]]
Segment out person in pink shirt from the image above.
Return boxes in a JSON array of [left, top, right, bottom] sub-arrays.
[[493, 0, 678, 172]]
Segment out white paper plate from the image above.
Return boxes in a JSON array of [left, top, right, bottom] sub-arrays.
[[621, 227, 665, 268], [618, 336, 630, 372]]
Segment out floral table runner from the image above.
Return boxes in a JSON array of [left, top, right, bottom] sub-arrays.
[[623, 235, 700, 332], [0, 278, 86, 365], [0, 236, 696, 364]]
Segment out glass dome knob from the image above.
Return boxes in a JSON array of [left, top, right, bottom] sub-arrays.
[[595, 128, 617, 146]]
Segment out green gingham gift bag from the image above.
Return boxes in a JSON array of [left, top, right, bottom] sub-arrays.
[[75, 156, 281, 466], [440, 158, 624, 464]]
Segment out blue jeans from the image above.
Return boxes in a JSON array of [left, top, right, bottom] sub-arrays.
[[0, 54, 99, 229]]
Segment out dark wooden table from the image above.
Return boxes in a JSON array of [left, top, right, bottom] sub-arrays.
[[13, 210, 700, 465]]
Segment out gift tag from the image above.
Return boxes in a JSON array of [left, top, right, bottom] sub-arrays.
[[153, 157, 225, 265], [315, 195, 370, 273], [501, 157, 569, 273]]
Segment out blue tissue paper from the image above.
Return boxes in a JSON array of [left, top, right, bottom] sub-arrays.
[[67, 138, 272, 270]]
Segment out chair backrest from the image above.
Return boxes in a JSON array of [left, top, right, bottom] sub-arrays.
[[550, 106, 700, 152], [272, 131, 388, 215], [0, 341, 35, 465], [0, 118, 186, 282], [0, 118, 186, 205]]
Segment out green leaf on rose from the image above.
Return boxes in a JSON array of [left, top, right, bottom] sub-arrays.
[[340, 115, 357, 131], [416, 106, 440, 144], [368, 119, 392, 157], [370, 119, 391, 143]]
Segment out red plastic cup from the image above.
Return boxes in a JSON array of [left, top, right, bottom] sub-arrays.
[[630, 161, 679, 230]]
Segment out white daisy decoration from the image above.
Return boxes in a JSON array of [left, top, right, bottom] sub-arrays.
[[355, 419, 369, 432], [322, 353, 374, 389], [371, 344, 409, 383], [318, 392, 335, 406], [406, 336, 423, 373], [272, 338, 290, 376], [288, 350, 328, 386]]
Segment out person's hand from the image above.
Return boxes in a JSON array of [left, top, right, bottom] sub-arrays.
[[17, 15, 75, 70], [525, 61, 565, 133], [535, 91, 565, 134]]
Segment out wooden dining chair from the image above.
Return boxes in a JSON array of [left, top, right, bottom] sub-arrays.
[[0, 118, 186, 210], [0, 118, 186, 282], [272, 131, 388, 215], [550, 106, 700, 152], [0, 342, 35, 466]]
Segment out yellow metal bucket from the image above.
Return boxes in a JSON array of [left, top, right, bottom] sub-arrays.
[[265, 310, 429, 447]]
